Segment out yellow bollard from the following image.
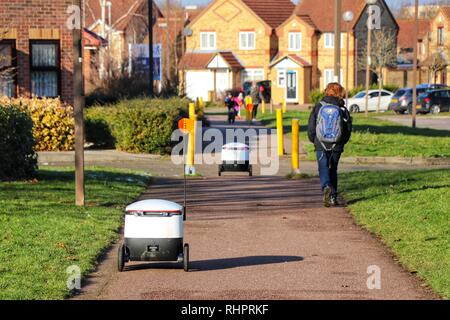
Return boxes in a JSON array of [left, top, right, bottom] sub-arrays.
[[199, 97, 204, 112], [186, 115, 197, 169], [261, 100, 265, 114], [282, 99, 287, 113], [292, 119, 300, 173], [276, 109, 284, 156], [189, 103, 196, 118]]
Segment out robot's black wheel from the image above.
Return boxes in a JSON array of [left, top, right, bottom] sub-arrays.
[[183, 243, 189, 272], [117, 243, 126, 272], [248, 165, 253, 177], [218, 166, 222, 176]]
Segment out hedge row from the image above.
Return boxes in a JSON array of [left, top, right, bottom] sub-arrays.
[[86, 97, 192, 154], [0, 105, 37, 180], [0, 97, 74, 151]]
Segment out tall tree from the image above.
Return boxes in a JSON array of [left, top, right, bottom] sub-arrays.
[[359, 28, 397, 112]]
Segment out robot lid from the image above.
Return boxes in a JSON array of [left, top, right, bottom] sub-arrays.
[[125, 199, 183, 213]]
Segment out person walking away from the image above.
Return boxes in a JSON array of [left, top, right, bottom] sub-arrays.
[[250, 82, 262, 120], [225, 92, 237, 124], [307, 83, 352, 207]]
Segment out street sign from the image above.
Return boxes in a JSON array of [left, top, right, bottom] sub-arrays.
[[178, 118, 194, 134]]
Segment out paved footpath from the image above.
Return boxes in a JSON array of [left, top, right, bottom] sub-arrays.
[[73, 114, 440, 300], [75, 177, 437, 300]]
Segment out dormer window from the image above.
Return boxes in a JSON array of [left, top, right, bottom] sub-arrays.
[[288, 32, 302, 51]]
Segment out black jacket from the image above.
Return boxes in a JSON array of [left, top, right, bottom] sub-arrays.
[[307, 96, 352, 152]]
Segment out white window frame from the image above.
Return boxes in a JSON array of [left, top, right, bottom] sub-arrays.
[[239, 32, 256, 50], [200, 32, 216, 50], [278, 69, 286, 87], [324, 68, 344, 87], [242, 68, 264, 83], [288, 32, 302, 51], [324, 32, 344, 48]]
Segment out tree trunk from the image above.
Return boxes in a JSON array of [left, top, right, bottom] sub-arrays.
[[377, 67, 382, 113]]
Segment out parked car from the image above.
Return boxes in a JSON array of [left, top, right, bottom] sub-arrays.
[[242, 80, 272, 103], [389, 84, 449, 114], [347, 89, 394, 113], [416, 89, 450, 114]]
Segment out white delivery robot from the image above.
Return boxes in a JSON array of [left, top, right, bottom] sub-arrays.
[[117, 199, 189, 272], [219, 142, 252, 176]]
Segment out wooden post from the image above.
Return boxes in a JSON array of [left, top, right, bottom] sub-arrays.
[[73, 0, 85, 206]]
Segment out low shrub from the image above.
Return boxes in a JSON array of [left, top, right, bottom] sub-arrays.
[[0, 97, 74, 151], [309, 88, 325, 105], [85, 97, 190, 154], [0, 105, 37, 180]]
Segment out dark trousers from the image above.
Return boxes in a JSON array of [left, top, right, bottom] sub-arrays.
[[316, 150, 341, 197], [252, 104, 259, 119]]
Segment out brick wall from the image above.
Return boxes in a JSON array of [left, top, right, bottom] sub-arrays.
[[0, 0, 74, 105], [186, 0, 272, 77]]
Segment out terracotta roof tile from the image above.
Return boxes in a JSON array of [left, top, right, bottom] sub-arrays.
[[295, 0, 366, 32], [178, 52, 215, 70], [397, 19, 431, 49], [242, 0, 296, 28], [219, 52, 243, 69], [288, 54, 312, 67], [83, 28, 107, 47]]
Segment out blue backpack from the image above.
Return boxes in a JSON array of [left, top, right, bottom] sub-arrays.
[[316, 101, 344, 151]]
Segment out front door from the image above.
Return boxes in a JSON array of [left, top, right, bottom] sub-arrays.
[[286, 70, 298, 102]]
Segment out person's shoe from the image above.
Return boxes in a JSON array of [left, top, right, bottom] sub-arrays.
[[330, 196, 339, 206], [323, 186, 332, 208]]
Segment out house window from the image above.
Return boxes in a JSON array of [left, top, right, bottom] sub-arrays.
[[0, 41, 16, 97], [438, 27, 444, 46], [200, 32, 216, 50], [278, 70, 286, 87], [288, 32, 302, 51], [30, 41, 60, 98], [324, 68, 343, 87], [324, 32, 344, 48], [239, 32, 256, 50], [242, 68, 264, 83]]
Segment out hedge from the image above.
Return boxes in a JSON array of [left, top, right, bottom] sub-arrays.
[[0, 97, 74, 151], [85, 97, 191, 154], [0, 105, 37, 180]]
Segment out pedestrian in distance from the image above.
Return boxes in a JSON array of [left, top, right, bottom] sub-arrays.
[[225, 92, 237, 124], [307, 82, 352, 207], [250, 82, 262, 121]]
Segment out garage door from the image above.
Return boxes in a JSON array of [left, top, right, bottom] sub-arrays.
[[185, 71, 214, 101]]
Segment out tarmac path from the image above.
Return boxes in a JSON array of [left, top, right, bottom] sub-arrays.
[[73, 115, 438, 300]]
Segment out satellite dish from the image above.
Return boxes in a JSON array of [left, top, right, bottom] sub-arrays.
[[183, 28, 193, 37]]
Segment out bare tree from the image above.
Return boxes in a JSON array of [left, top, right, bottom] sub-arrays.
[[359, 28, 397, 112], [423, 49, 448, 84]]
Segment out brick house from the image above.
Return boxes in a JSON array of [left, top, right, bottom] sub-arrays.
[[178, 0, 398, 104], [178, 0, 295, 102], [423, 6, 450, 84], [0, 0, 75, 104], [384, 18, 431, 87], [85, 0, 163, 87]]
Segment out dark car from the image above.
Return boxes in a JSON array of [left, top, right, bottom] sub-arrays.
[[416, 89, 450, 114], [389, 84, 449, 114], [242, 80, 272, 103]]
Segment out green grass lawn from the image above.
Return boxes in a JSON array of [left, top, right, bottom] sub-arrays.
[[257, 111, 450, 159], [340, 169, 450, 299], [0, 167, 150, 299]]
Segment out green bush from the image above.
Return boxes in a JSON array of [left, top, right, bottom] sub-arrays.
[[309, 88, 325, 105], [85, 97, 190, 154], [0, 106, 37, 180]]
